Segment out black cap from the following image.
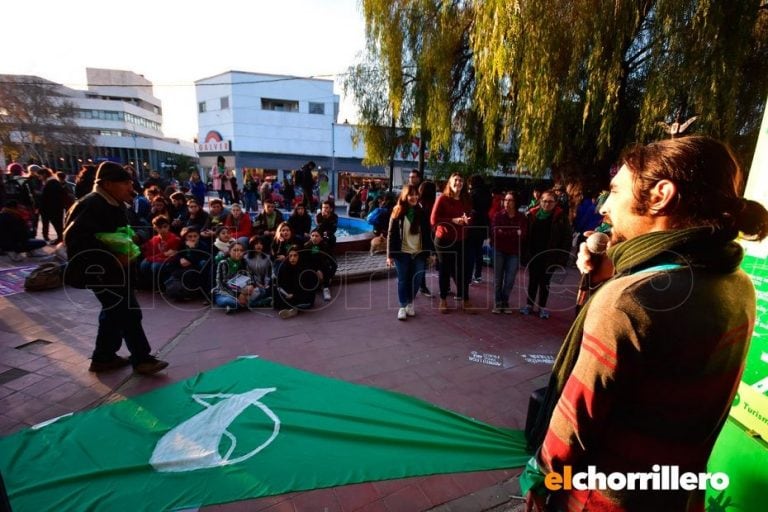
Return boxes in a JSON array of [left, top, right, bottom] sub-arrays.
[[95, 161, 132, 183]]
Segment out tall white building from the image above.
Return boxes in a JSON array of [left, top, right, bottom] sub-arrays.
[[0, 68, 197, 178], [195, 71, 421, 199]]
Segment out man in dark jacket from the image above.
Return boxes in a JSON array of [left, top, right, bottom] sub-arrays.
[[64, 161, 168, 375]]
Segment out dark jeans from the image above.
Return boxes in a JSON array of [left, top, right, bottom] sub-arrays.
[[41, 209, 63, 241], [466, 227, 487, 279], [392, 253, 427, 306], [435, 237, 471, 300], [0, 238, 46, 253], [91, 284, 152, 365], [526, 256, 555, 309]]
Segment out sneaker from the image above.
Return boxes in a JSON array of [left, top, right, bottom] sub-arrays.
[[279, 308, 298, 319], [397, 307, 407, 321], [503, 307, 514, 315], [405, 303, 415, 317], [225, 305, 236, 315], [419, 287, 433, 298], [89, 355, 131, 373], [539, 309, 550, 319], [520, 306, 531, 315], [133, 356, 169, 375], [472, 277, 483, 284], [492, 306, 502, 314], [322, 287, 331, 301], [30, 248, 49, 258]]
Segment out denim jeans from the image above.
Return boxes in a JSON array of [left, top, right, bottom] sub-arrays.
[[392, 253, 427, 307], [213, 287, 269, 310], [493, 250, 519, 307]]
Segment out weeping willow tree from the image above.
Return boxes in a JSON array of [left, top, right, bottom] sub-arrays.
[[472, 0, 768, 180], [350, 0, 480, 173]]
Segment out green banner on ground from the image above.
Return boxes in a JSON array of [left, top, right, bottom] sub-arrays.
[[0, 357, 529, 511]]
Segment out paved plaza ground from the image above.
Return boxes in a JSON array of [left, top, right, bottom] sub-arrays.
[[0, 244, 581, 512]]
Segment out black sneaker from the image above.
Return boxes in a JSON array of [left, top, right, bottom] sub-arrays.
[[419, 287, 433, 298], [133, 356, 169, 375], [89, 355, 131, 373]]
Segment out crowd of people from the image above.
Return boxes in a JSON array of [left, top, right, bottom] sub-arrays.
[[3, 135, 765, 512]]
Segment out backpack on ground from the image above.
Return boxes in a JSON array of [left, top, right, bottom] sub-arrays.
[[24, 262, 64, 291]]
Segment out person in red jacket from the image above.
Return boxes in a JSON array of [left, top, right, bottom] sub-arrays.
[[223, 202, 252, 244], [140, 216, 181, 290], [430, 173, 474, 314], [490, 191, 527, 313]]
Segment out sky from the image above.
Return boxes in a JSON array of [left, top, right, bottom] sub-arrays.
[[2, 0, 367, 141]]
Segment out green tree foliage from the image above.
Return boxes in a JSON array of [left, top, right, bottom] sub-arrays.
[[359, 0, 767, 183], [355, 0, 477, 172], [472, 0, 768, 178], [0, 76, 93, 164]]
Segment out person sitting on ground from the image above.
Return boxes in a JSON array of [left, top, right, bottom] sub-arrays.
[[200, 197, 228, 243], [274, 247, 318, 319], [212, 225, 235, 264], [252, 198, 284, 253], [163, 227, 210, 302], [181, 198, 210, 233], [304, 228, 337, 302], [212, 241, 261, 314], [0, 200, 47, 261], [271, 222, 297, 267], [149, 195, 170, 224], [243, 236, 272, 307], [168, 191, 188, 235], [287, 204, 312, 246], [140, 216, 181, 290], [386, 185, 435, 321], [223, 202, 252, 244], [315, 200, 338, 251]]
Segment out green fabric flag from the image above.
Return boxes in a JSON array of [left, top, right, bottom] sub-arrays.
[[0, 357, 529, 511]]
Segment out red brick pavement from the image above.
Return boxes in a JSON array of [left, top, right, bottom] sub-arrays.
[[0, 265, 581, 511]]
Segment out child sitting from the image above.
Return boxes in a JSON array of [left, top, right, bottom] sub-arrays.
[[244, 235, 273, 307], [164, 227, 210, 302], [213, 226, 235, 264], [274, 248, 318, 319], [303, 228, 337, 302], [140, 216, 181, 290], [212, 242, 262, 314]]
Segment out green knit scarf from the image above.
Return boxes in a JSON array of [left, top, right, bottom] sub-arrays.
[[527, 226, 744, 450]]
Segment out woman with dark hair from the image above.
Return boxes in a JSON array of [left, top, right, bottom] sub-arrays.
[[271, 222, 297, 266], [74, 164, 98, 199], [386, 185, 434, 320], [467, 174, 492, 283], [274, 248, 318, 319], [430, 173, 474, 314], [212, 241, 261, 314], [287, 204, 312, 245]]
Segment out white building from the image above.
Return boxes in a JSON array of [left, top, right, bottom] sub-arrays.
[[195, 71, 427, 200], [0, 68, 197, 178]]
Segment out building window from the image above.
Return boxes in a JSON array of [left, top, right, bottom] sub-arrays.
[[309, 102, 325, 115], [220, 96, 229, 110], [261, 98, 299, 112], [198, 101, 207, 113]]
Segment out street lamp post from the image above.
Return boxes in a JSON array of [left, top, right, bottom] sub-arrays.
[[331, 122, 336, 202], [131, 132, 140, 181]]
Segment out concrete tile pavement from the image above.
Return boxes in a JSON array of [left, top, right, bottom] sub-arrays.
[[0, 250, 582, 511]]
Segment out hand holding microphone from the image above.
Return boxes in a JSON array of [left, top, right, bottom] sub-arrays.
[[576, 231, 611, 307]]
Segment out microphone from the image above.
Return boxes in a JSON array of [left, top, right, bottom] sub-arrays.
[[576, 231, 610, 307]]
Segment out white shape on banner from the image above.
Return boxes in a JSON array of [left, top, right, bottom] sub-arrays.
[[150, 388, 279, 473]]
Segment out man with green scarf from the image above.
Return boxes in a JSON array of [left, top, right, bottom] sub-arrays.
[[523, 136, 768, 511]]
